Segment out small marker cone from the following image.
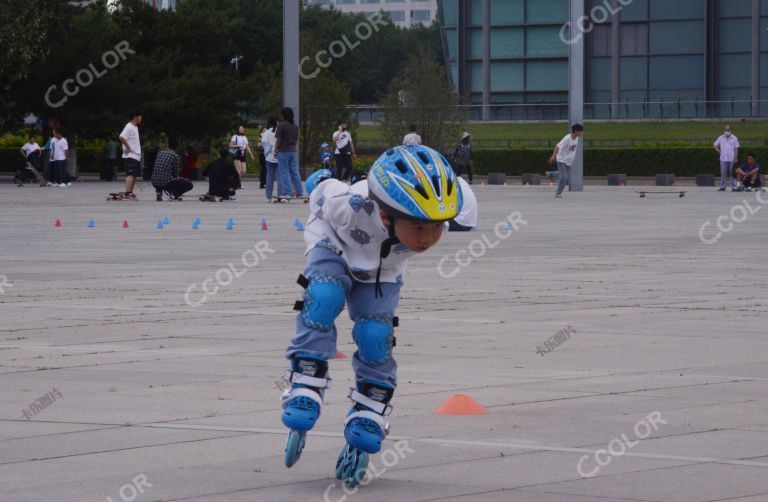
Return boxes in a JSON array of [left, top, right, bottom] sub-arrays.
[[294, 218, 301, 227], [261, 222, 268, 231], [433, 394, 488, 415], [162, 216, 169, 225], [506, 221, 514, 230], [122, 220, 129, 228], [260, 217, 267, 225], [226, 218, 234, 230], [192, 222, 199, 230], [193, 217, 201, 225], [87, 219, 95, 228], [55, 219, 62, 227], [156, 219, 164, 229], [335, 351, 346, 359]]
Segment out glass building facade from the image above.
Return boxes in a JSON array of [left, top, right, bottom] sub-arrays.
[[438, 0, 768, 119], [306, 0, 439, 27]]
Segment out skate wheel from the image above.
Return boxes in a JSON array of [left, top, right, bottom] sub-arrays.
[[335, 444, 369, 487], [285, 430, 305, 468]]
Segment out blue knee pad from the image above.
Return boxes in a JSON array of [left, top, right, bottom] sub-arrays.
[[301, 275, 346, 331], [352, 315, 394, 366]]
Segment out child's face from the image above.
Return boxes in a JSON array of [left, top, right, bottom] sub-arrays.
[[381, 212, 444, 253]]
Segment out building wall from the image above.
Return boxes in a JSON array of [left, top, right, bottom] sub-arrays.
[[307, 0, 438, 27], [439, 0, 768, 119]]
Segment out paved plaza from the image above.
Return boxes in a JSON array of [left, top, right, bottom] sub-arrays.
[[1, 181, 767, 502]]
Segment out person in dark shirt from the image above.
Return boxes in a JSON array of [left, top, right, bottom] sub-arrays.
[[274, 107, 303, 197], [735, 153, 761, 191], [202, 148, 241, 201], [151, 138, 193, 201]]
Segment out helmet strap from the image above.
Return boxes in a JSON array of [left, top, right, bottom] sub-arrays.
[[375, 218, 399, 299]]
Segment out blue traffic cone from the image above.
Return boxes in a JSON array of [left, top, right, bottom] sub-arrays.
[[87, 219, 95, 228], [226, 217, 234, 230], [506, 221, 514, 230], [192, 217, 201, 230], [162, 216, 169, 225], [157, 219, 164, 230]]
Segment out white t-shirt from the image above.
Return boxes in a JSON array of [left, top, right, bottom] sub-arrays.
[[305, 179, 420, 284], [119, 122, 141, 161], [556, 134, 580, 166], [231, 134, 248, 151], [261, 129, 278, 163], [22, 142, 41, 157], [453, 177, 478, 229], [403, 133, 422, 146], [333, 130, 352, 155], [714, 135, 740, 162], [52, 138, 68, 161]]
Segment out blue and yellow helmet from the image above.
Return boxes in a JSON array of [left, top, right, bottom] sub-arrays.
[[367, 145, 462, 222]]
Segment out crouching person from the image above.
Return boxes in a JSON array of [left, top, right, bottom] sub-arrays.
[[152, 138, 193, 201]]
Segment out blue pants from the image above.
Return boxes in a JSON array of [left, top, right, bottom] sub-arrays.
[[556, 162, 570, 195], [720, 162, 735, 189], [286, 246, 400, 387], [278, 151, 303, 197], [265, 161, 281, 200]]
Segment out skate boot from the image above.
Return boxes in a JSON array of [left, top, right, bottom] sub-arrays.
[[336, 381, 394, 486], [281, 356, 331, 468]]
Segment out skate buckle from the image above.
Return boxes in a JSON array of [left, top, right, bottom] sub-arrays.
[[282, 369, 331, 389], [347, 389, 393, 416]]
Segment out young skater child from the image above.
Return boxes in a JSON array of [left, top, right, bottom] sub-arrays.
[[280, 145, 463, 486]]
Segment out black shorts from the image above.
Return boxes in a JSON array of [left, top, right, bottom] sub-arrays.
[[124, 158, 141, 177], [232, 150, 245, 162]]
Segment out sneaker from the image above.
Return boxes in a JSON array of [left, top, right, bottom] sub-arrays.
[[718, 187, 726, 191], [46, 182, 54, 187], [123, 193, 137, 200], [57, 183, 66, 187], [156, 193, 163, 201], [162, 190, 174, 201], [66, 182, 72, 187], [745, 187, 752, 192]]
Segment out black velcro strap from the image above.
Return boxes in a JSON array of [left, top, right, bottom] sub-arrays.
[[293, 300, 304, 311], [392, 316, 399, 328], [297, 274, 309, 289], [392, 336, 397, 348]]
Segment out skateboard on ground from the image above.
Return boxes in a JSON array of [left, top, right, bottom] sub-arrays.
[[636, 191, 686, 198], [274, 195, 309, 203]]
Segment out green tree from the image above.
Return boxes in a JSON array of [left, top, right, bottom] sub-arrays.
[[381, 48, 465, 150]]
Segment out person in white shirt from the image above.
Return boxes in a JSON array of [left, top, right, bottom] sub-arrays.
[[549, 124, 584, 198], [118, 112, 143, 199], [332, 121, 356, 181], [51, 129, 70, 187], [714, 124, 740, 191], [448, 177, 477, 231], [402, 124, 422, 146], [230, 125, 255, 178], [261, 116, 282, 202], [19, 136, 46, 186]]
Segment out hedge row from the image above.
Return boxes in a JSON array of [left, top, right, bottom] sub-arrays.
[[469, 148, 768, 177], [3, 147, 767, 177]]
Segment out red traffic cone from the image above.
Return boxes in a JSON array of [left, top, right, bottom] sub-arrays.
[[122, 220, 129, 228], [54, 219, 62, 227], [334, 351, 346, 359], [434, 394, 488, 415], [261, 222, 268, 231]]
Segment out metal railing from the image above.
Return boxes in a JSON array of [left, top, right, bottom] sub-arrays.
[[348, 99, 768, 123]]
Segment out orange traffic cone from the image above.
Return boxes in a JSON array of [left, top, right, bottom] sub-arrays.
[[54, 219, 62, 227], [433, 394, 488, 415], [334, 350, 346, 359], [122, 220, 129, 228]]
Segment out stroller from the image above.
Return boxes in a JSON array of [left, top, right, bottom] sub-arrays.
[[14, 153, 46, 186]]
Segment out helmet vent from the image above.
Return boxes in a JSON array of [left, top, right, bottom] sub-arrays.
[[446, 177, 454, 196], [431, 175, 441, 197], [395, 160, 409, 174], [415, 183, 429, 200], [417, 151, 430, 164]]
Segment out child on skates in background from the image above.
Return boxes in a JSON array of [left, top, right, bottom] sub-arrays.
[[320, 142, 332, 171], [279, 145, 463, 487]]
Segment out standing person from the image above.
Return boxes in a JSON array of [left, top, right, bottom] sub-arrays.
[[257, 126, 267, 189], [275, 107, 303, 198], [118, 112, 142, 200], [51, 129, 70, 187], [402, 124, 422, 146], [261, 117, 281, 202], [43, 137, 55, 185], [549, 124, 584, 198], [452, 132, 473, 184], [714, 124, 740, 192], [151, 138, 193, 201], [19, 135, 46, 186], [230, 125, 254, 179], [101, 134, 118, 181], [332, 120, 356, 182]]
